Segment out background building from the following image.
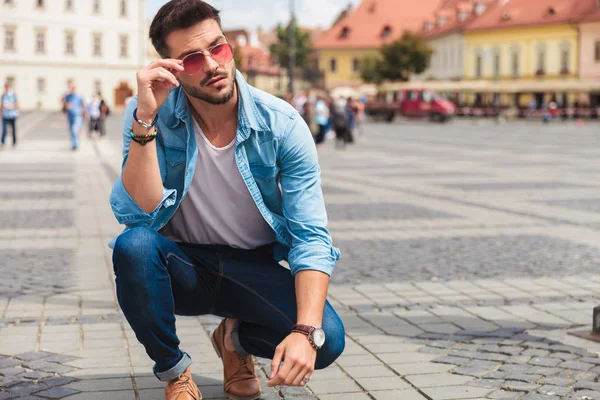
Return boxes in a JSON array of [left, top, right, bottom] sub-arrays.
[[574, 0, 600, 106], [463, 0, 579, 107], [313, 0, 440, 89], [416, 0, 497, 82], [1, 0, 146, 111]]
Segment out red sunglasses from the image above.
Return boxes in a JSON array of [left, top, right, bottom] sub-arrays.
[[181, 42, 234, 75]]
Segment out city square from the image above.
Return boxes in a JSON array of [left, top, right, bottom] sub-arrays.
[[1, 114, 600, 399]]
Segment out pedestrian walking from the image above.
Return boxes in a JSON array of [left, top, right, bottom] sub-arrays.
[[345, 97, 357, 143], [330, 97, 352, 149], [86, 93, 102, 137], [109, 1, 344, 399], [1, 82, 19, 149], [62, 83, 84, 150], [314, 95, 329, 145], [97, 96, 110, 137], [293, 91, 308, 116]]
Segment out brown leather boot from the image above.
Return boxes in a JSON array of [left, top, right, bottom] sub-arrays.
[[211, 319, 261, 400], [164, 367, 202, 400]]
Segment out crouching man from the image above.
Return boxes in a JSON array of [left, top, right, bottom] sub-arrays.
[[108, 1, 345, 399]]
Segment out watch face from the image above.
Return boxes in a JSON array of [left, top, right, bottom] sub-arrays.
[[312, 328, 326, 348]]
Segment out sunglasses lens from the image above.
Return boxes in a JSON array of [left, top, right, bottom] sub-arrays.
[[183, 52, 205, 74], [210, 43, 233, 63]]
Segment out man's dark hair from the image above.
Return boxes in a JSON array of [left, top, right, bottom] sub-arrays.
[[149, 0, 221, 58]]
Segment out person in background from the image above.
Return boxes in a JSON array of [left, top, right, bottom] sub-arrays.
[[301, 101, 315, 137], [86, 92, 102, 137], [330, 97, 351, 149], [293, 91, 307, 116], [355, 97, 365, 135], [1, 82, 19, 149], [97, 95, 110, 137], [344, 97, 356, 144], [314, 96, 329, 146], [62, 83, 85, 150]]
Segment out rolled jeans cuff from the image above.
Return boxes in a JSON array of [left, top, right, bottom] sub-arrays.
[[231, 322, 249, 357], [155, 352, 192, 382]]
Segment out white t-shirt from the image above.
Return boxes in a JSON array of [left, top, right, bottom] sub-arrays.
[[162, 119, 276, 249]]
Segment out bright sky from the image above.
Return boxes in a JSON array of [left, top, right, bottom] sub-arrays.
[[146, 0, 361, 30]]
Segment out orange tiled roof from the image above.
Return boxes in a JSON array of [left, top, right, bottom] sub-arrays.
[[571, 0, 600, 23], [465, 0, 582, 32], [422, 0, 498, 39], [240, 46, 280, 75], [313, 0, 441, 50]]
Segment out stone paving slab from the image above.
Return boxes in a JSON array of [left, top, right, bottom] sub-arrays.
[[2, 114, 600, 399]]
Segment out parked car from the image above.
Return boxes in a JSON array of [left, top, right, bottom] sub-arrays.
[[365, 89, 457, 123]]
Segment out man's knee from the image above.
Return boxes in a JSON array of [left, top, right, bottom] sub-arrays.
[[315, 310, 346, 370], [113, 227, 162, 279]]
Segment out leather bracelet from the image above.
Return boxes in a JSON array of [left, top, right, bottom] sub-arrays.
[[133, 108, 158, 129], [129, 129, 157, 146]]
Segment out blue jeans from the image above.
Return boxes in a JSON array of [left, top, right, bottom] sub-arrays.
[[67, 115, 82, 149], [112, 228, 345, 381], [1, 118, 16, 145]]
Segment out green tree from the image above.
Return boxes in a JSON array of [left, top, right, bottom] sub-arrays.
[[360, 56, 384, 85], [360, 31, 433, 84], [269, 22, 312, 70]]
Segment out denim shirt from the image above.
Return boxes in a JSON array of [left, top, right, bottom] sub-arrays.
[[109, 71, 340, 276]]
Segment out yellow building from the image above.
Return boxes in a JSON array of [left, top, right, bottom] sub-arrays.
[[463, 0, 580, 107], [313, 0, 440, 89]]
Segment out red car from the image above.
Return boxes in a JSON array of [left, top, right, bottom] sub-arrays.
[[366, 89, 457, 123]]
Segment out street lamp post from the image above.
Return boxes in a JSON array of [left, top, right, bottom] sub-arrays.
[[288, 0, 296, 97]]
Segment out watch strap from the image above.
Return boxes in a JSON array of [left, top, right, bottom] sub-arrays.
[[292, 324, 318, 349], [292, 324, 315, 335]]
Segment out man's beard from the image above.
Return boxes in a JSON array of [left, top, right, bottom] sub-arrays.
[[181, 67, 236, 105]]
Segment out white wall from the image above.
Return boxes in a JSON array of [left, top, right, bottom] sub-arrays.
[[0, 0, 145, 110], [414, 32, 465, 81]]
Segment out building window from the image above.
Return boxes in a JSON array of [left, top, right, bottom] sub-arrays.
[[37, 77, 45, 93], [352, 58, 360, 73], [4, 27, 15, 52], [35, 30, 46, 54], [119, 35, 128, 58], [474, 52, 482, 78], [493, 51, 501, 78], [596, 41, 600, 62], [120, 0, 127, 17], [94, 80, 102, 94], [441, 48, 448, 69], [6, 76, 15, 87], [36, 0, 44, 8], [536, 48, 546, 75], [511, 50, 519, 77], [4, 0, 15, 5], [382, 26, 391, 38], [560, 48, 569, 73], [93, 33, 102, 57], [330, 58, 337, 72], [65, 32, 75, 55], [93, 0, 100, 13], [340, 26, 349, 39], [65, 0, 73, 10]]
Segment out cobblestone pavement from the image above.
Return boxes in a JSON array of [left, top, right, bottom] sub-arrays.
[[2, 113, 600, 399]]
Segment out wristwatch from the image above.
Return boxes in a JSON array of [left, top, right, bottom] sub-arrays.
[[292, 324, 326, 350]]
